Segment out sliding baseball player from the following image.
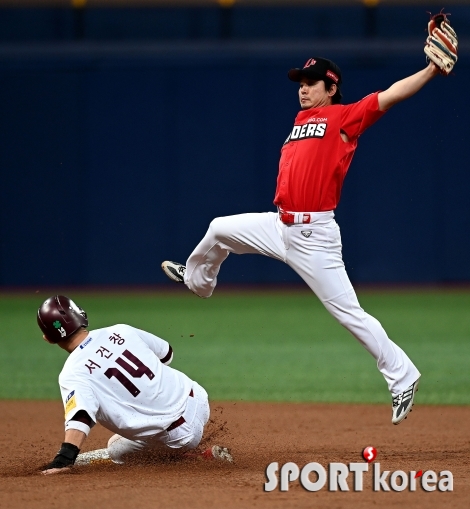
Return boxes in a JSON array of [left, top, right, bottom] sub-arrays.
[[37, 295, 232, 474]]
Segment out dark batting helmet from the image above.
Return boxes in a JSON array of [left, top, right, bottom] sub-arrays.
[[37, 295, 88, 343]]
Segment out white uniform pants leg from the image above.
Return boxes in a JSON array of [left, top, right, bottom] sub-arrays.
[[184, 212, 420, 396], [107, 382, 210, 464], [185, 213, 286, 298], [282, 215, 420, 395]]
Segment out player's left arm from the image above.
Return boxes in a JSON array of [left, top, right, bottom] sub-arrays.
[[132, 326, 173, 365], [378, 62, 440, 111]]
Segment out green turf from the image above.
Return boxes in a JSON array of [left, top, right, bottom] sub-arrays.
[[1, 289, 469, 404]]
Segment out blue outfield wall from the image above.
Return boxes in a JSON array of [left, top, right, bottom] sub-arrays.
[[0, 40, 469, 287], [1, 5, 470, 42]]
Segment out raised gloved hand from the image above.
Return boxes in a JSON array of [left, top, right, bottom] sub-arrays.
[[424, 12, 458, 76]]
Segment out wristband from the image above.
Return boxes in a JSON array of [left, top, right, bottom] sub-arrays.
[[42, 442, 80, 470]]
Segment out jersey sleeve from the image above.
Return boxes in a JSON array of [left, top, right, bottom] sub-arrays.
[[123, 325, 173, 365], [340, 92, 386, 141], [59, 377, 99, 436]]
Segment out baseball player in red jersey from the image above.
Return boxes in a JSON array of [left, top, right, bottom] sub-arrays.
[[162, 57, 443, 425]]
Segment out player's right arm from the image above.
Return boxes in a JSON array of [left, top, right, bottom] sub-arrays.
[[41, 428, 87, 475], [41, 379, 98, 475], [378, 62, 439, 111]]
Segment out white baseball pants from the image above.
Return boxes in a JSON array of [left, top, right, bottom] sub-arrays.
[[107, 382, 210, 464], [185, 211, 420, 396]]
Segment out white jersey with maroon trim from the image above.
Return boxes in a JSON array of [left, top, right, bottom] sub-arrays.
[[59, 324, 193, 441]]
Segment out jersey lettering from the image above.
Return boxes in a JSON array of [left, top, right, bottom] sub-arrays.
[[116, 350, 155, 380], [284, 123, 327, 144], [104, 350, 155, 397]]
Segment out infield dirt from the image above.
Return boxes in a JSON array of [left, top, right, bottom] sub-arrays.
[[0, 401, 468, 509]]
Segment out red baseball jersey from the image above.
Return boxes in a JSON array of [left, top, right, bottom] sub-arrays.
[[274, 92, 385, 212]]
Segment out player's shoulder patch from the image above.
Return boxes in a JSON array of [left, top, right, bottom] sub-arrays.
[[64, 390, 77, 417]]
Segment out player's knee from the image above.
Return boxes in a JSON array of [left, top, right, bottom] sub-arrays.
[[107, 434, 129, 464], [107, 434, 121, 449], [208, 217, 227, 239], [185, 281, 213, 299], [335, 314, 350, 327], [108, 435, 145, 465], [326, 306, 352, 328]]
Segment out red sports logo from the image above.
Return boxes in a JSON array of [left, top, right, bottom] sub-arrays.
[[326, 70, 339, 83], [362, 446, 377, 463], [304, 58, 316, 68]]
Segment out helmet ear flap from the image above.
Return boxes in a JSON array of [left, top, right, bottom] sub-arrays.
[[37, 310, 55, 343]]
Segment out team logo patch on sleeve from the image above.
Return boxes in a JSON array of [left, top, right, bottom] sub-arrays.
[[64, 390, 77, 417]]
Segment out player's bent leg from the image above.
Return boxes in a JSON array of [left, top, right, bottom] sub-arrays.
[[107, 434, 148, 464], [169, 383, 233, 462], [302, 265, 420, 396], [164, 381, 210, 450], [107, 383, 212, 464], [185, 212, 285, 298], [322, 282, 421, 394], [285, 218, 420, 397]]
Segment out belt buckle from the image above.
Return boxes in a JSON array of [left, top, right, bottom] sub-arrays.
[[279, 212, 294, 224], [302, 213, 311, 224]]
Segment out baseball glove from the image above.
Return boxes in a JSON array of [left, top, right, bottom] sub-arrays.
[[424, 12, 458, 76]]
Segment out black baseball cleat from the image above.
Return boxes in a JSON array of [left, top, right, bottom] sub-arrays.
[[161, 261, 186, 283], [391, 379, 419, 425]]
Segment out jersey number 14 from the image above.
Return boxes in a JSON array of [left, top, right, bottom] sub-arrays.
[[104, 349, 154, 397]]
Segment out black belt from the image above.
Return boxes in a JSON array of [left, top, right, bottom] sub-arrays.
[[166, 389, 194, 431]]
